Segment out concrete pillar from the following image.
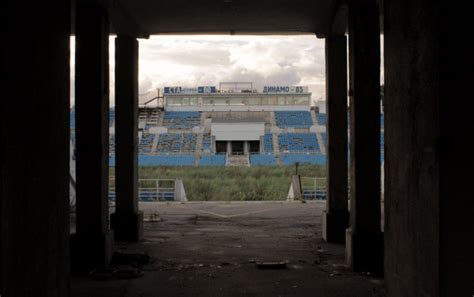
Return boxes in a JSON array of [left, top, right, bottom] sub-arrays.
[[384, 2, 472, 296], [111, 35, 143, 242], [1, 0, 70, 295], [346, 0, 383, 275], [322, 35, 349, 244], [244, 141, 249, 154], [71, 0, 112, 272], [227, 141, 232, 155]]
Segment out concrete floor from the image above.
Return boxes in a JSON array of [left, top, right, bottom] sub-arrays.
[[72, 201, 385, 297]]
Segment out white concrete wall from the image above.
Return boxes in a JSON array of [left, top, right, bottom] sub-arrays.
[[212, 122, 264, 141]]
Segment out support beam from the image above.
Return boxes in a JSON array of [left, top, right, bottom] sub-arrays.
[[72, 0, 112, 272], [346, 0, 383, 275], [322, 35, 349, 244], [111, 35, 143, 242], [2, 0, 70, 295]]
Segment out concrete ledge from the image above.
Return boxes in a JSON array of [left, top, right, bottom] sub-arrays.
[[345, 228, 384, 276], [70, 232, 113, 274], [111, 211, 144, 242], [322, 210, 349, 244]]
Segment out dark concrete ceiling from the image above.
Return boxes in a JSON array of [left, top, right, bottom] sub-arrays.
[[110, 0, 346, 38]]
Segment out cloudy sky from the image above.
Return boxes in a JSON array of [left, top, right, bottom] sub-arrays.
[[70, 35, 383, 107], [71, 35, 326, 106]]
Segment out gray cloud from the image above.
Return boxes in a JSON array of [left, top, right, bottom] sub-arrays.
[[71, 35, 328, 106]]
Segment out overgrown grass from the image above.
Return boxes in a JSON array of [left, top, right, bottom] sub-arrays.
[[110, 165, 326, 201]]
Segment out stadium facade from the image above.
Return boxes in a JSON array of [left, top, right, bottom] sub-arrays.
[[106, 82, 332, 167]]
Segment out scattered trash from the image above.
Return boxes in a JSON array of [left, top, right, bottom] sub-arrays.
[[256, 261, 287, 270]]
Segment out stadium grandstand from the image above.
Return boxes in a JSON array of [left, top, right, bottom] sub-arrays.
[[71, 82, 384, 168]]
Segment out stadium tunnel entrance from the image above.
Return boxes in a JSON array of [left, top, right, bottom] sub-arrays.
[[2, 2, 464, 297]]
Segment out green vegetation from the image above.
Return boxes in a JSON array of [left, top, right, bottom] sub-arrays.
[[110, 165, 326, 201]]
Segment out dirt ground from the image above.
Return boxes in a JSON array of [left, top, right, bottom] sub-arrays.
[[71, 201, 385, 297]]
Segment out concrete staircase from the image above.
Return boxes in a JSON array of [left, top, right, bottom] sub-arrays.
[[149, 109, 160, 126], [316, 132, 327, 155], [310, 109, 318, 126], [194, 133, 204, 166], [272, 132, 280, 153], [226, 154, 249, 166], [151, 134, 159, 153]]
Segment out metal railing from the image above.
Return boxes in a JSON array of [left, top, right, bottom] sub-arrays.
[[301, 177, 327, 200], [109, 178, 176, 202]]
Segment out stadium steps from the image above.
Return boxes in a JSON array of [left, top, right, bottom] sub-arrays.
[[149, 109, 159, 126], [151, 134, 159, 153], [202, 113, 212, 133], [272, 132, 280, 156], [316, 132, 327, 155], [311, 110, 318, 126], [195, 133, 204, 166], [227, 154, 249, 166]]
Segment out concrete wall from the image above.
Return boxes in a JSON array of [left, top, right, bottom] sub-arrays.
[[212, 122, 265, 141]]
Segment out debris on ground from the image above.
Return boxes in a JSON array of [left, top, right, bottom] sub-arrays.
[[256, 261, 287, 269], [90, 265, 144, 280]]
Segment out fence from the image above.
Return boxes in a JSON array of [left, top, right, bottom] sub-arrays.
[[109, 178, 176, 202], [301, 177, 327, 200]]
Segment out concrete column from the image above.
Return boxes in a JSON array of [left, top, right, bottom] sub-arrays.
[[111, 35, 143, 242], [1, 0, 70, 295], [322, 35, 349, 244], [383, 2, 472, 297], [227, 141, 232, 155], [346, 0, 383, 275], [72, 0, 112, 272], [244, 141, 249, 154]]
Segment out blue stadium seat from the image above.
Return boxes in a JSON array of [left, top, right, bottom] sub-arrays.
[[316, 113, 327, 126], [139, 155, 195, 166], [250, 154, 276, 165], [200, 154, 226, 166], [275, 111, 313, 128], [263, 134, 273, 152], [321, 133, 327, 146], [202, 133, 212, 152], [139, 133, 155, 153], [278, 133, 321, 153], [156, 133, 197, 153], [163, 111, 201, 129]]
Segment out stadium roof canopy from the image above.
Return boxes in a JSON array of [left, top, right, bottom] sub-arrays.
[[93, 0, 378, 38]]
